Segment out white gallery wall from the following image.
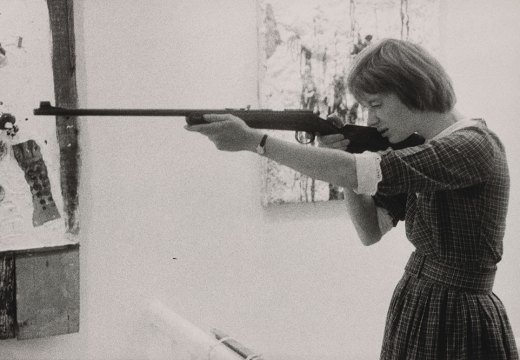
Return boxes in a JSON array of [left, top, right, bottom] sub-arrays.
[[1, 0, 519, 359]]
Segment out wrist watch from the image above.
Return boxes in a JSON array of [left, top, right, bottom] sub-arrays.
[[256, 134, 268, 155]]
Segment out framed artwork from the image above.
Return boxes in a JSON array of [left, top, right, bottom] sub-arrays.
[[257, 0, 440, 206]]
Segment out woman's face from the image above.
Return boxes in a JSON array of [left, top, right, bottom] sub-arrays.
[[360, 92, 417, 143]]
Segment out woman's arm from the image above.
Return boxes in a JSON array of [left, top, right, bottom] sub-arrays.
[[316, 134, 383, 245], [343, 188, 382, 246], [185, 114, 358, 189], [259, 134, 358, 188]]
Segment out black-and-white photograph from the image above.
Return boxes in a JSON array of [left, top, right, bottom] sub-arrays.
[[1, 0, 519, 359]]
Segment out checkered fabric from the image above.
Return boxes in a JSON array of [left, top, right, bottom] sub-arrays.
[[373, 120, 518, 359]]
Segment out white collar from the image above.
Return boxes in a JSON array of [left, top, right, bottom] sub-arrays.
[[430, 118, 483, 141]]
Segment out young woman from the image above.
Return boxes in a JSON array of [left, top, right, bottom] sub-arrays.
[[186, 38, 518, 359]]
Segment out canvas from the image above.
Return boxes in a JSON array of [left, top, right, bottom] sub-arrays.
[[257, 0, 440, 205]]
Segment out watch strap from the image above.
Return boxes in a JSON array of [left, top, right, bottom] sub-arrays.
[[256, 134, 268, 155]]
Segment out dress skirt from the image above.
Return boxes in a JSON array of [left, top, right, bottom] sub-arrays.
[[380, 252, 519, 360]]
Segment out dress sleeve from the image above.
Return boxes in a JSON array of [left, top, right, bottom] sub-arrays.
[[377, 127, 498, 196], [354, 151, 382, 195]]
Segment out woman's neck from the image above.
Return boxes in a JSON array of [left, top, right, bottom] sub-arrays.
[[416, 109, 464, 140]]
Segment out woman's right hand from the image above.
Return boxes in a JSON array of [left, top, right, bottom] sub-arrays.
[[317, 134, 350, 151]]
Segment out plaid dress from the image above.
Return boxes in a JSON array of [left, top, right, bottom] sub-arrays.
[[373, 119, 518, 359]]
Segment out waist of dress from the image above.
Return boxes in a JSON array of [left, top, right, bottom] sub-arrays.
[[404, 251, 496, 293]]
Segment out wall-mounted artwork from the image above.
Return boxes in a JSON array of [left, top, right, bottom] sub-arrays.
[[257, 0, 440, 206], [0, 0, 78, 252], [1, 0, 80, 340]]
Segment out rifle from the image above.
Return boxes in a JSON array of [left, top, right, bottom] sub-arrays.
[[34, 101, 424, 153]]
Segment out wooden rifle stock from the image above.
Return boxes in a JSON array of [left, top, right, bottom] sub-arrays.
[[34, 101, 424, 153]]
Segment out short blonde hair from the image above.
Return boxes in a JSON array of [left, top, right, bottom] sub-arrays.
[[347, 38, 456, 113]]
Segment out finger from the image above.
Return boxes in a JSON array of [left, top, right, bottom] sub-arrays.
[[318, 134, 345, 145], [331, 139, 351, 149], [184, 124, 207, 132], [203, 114, 232, 123], [326, 114, 344, 128], [327, 134, 346, 142], [184, 122, 220, 134]]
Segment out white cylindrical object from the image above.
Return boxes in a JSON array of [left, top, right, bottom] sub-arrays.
[[147, 300, 245, 360]]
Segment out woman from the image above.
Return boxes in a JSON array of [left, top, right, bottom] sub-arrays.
[[186, 38, 518, 359]]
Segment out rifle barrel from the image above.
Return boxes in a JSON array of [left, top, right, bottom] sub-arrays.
[[34, 101, 239, 117]]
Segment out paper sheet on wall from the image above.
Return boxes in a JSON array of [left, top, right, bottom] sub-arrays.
[[0, 0, 77, 251]]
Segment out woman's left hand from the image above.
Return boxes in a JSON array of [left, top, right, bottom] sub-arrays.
[[185, 114, 261, 152], [317, 133, 350, 151]]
